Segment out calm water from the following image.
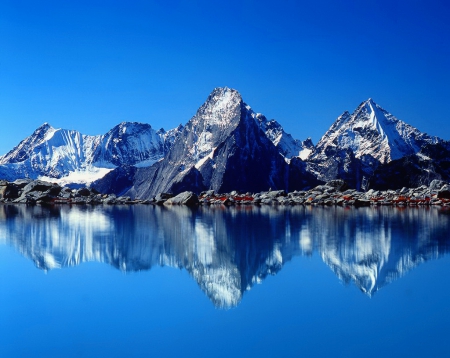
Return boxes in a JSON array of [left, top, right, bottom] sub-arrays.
[[1, 204, 450, 357]]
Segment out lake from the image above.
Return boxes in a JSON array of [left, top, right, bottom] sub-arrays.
[[1, 204, 450, 357]]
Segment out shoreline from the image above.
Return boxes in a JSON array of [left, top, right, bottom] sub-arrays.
[[1, 179, 450, 208]]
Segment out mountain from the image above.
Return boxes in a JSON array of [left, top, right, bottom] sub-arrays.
[[1, 92, 448, 193], [125, 87, 316, 199], [254, 113, 311, 160], [307, 98, 444, 188], [0, 122, 181, 186], [369, 141, 450, 190]]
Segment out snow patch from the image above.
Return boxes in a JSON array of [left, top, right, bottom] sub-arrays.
[[38, 167, 113, 186]]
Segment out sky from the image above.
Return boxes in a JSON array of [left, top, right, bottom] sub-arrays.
[[1, 0, 449, 156]]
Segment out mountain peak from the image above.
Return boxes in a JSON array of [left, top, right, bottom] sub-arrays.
[[206, 87, 242, 105], [36, 122, 54, 132], [312, 98, 443, 168]]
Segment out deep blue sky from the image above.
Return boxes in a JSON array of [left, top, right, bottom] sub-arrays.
[[1, 0, 449, 155]]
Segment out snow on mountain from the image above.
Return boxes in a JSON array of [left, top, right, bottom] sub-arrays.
[[91, 122, 178, 168], [254, 113, 308, 160], [127, 87, 292, 198], [305, 98, 445, 188], [0, 121, 179, 185], [0, 123, 101, 181], [312, 98, 442, 164]]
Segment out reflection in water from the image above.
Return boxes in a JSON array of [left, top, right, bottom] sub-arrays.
[[1, 205, 450, 308]]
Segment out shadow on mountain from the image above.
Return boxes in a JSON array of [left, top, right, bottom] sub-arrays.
[[1, 205, 450, 307]]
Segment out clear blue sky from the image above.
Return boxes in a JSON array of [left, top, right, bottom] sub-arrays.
[[1, 0, 449, 155]]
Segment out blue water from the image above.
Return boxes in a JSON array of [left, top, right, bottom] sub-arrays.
[[1, 204, 450, 357]]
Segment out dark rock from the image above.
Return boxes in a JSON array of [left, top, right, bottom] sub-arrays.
[[13, 179, 32, 188], [438, 186, 450, 199], [288, 157, 324, 191], [76, 188, 91, 197], [325, 179, 349, 192], [22, 180, 57, 194], [0, 183, 19, 199], [354, 199, 371, 207]]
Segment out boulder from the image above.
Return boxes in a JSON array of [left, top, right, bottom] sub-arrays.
[[21, 180, 59, 195], [14, 180, 61, 204], [76, 188, 91, 197], [265, 190, 286, 199], [325, 179, 349, 192], [164, 191, 199, 206]]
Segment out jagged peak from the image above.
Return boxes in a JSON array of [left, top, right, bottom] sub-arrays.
[[302, 137, 314, 147], [35, 122, 54, 132], [354, 98, 387, 117], [206, 87, 242, 106]]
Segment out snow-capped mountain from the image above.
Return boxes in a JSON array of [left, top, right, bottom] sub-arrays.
[[1, 91, 448, 192], [307, 98, 444, 188], [0, 123, 102, 183], [126, 87, 293, 198], [311, 99, 442, 164], [0, 121, 181, 186]]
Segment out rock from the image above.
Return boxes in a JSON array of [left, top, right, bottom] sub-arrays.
[[76, 187, 91, 197], [430, 180, 448, 191], [325, 179, 349, 192], [12, 179, 32, 189], [164, 191, 199, 206], [265, 190, 287, 198], [0, 182, 19, 199], [59, 188, 72, 199], [22, 180, 57, 194], [438, 185, 450, 199], [354, 199, 371, 207], [13, 180, 61, 204], [200, 190, 215, 197], [154, 193, 174, 205]]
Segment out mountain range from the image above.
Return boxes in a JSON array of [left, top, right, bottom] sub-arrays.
[[1, 87, 449, 197]]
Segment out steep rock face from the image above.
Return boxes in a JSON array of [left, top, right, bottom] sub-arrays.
[[370, 141, 450, 190], [308, 99, 443, 188], [255, 113, 308, 160], [129, 87, 291, 199], [90, 165, 138, 196]]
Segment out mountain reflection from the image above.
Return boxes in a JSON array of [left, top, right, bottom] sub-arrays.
[[1, 204, 450, 308]]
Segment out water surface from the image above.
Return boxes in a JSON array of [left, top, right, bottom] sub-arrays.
[[1, 205, 450, 357]]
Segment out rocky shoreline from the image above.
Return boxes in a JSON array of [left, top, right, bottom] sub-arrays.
[[1, 179, 450, 208]]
